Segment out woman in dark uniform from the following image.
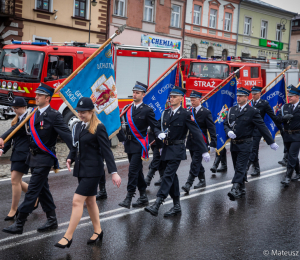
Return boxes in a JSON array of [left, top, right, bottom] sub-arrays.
[[0, 97, 39, 221], [55, 97, 121, 248]]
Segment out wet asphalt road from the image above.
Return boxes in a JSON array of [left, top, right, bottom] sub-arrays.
[[0, 137, 300, 260]]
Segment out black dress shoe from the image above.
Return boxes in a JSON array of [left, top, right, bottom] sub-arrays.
[[210, 156, 221, 173], [281, 167, 294, 187], [278, 153, 288, 166], [194, 179, 206, 189], [87, 231, 103, 245], [241, 182, 246, 196], [164, 203, 181, 217], [118, 193, 135, 209], [227, 183, 242, 201], [96, 185, 107, 200], [33, 198, 40, 211], [144, 197, 164, 217], [54, 237, 73, 248], [145, 168, 156, 186], [154, 177, 162, 186], [251, 161, 260, 177], [216, 165, 227, 172], [2, 212, 28, 234], [182, 174, 195, 194], [132, 193, 149, 208], [37, 210, 58, 232], [4, 209, 18, 221]]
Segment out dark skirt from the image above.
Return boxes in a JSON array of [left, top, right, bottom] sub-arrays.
[[75, 177, 100, 196], [11, 161, 29, 175]]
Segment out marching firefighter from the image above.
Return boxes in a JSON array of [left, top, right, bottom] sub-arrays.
[[210, 148, 227, 173], [182, 90, 217, 193]]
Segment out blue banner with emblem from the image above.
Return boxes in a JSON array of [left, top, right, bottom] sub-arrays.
[[202, 77, 237, 153], [59, 43, 121, 138], [143, 66, 177, 120], [260, 77, 287, 139]]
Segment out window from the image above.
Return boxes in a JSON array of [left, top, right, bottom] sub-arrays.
[[261, 21, 268, 39], [171, 5, 180, 28], [244, 17, 251, 35], [251, 67, 259, 78], [297, 41, 300, 52], [37, 0, 50, 11], [144, 0, 154, 22], [193, 5, 201, 25], [75, 0, 86, 18], [190, 44, 197, 58], [114, 0, 125, 16], [222, 49, 228, 60], [296, 21, 299, 26], [47, 56, 73, 80], [276, 24, 282, 41], [189, 63, 229, 79], [224, 13, 231, 32], [209, 9, 217, 28]]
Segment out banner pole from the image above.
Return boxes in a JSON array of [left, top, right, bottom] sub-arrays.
[[3, 25, 127, 144]]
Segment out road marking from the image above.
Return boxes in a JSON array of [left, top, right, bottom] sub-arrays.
[[0, 167, 286, 250]]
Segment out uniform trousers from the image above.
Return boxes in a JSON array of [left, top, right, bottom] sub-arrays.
[[285, 141, 300, 169], [149, 145, 162, 171], [189, 150, 205, 179], [18, 166, 55, 214], [127, 153, 147, 194], [231, 152, 251, 184], [249, 136, 262, 162], [157, 160, 181, 199]]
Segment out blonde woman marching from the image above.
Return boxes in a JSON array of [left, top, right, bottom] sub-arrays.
[[55, 97, 121, 248], [0, 97, 39, 221]]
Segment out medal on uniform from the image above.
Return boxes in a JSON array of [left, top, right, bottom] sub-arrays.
[[40, 121, 44, 129]]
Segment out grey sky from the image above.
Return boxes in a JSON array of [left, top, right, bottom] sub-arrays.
[[260, 0, 300, 14]]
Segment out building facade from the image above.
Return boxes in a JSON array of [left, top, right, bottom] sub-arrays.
[[290, 15, 300, 69], [183, 0, 240, 59], [236, 0, 296, 60], [109, 0, 185, 52], [0, 0, 109, 47]]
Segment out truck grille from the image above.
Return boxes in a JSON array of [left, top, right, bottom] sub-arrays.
[[0, 93, 35, 107]]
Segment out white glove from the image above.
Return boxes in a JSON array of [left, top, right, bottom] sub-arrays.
[[270, 143, 279, 151], [228, 131, 236, 139], [202, 152, 210, 163], [158, 133, 166, 140], [210, 147, 216, 154]]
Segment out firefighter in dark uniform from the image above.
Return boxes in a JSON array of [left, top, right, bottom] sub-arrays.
[[145, 87, 209, 217], [1, 83, 73, 235], [247, 86, 282, 176], [144, 127, 164, 187], [210, 148, 227, 173], [224, 87, 279, 201], [182, 90, 217, 193], [118, 81, 162, 209], [277, 86, 300, 186]]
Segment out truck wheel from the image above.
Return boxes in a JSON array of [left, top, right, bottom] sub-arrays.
[[63, 109, 80, 131]]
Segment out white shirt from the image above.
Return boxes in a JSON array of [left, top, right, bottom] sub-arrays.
[[292, 101, 300, 110], [171, 105, 181, 115], [252, 98, 260, 106], [133, 102, 143, 109], [193, 104, 202, 114], [38, 104, 50, 115], [239, 103, 247, 111]]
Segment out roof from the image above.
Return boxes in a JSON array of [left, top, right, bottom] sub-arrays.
[[242, 0, 297, 16]]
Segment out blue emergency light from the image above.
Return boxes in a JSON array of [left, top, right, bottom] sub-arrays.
[[227, 56, 231, 61], [12, 41, 48, 46], [197, 55, 201, 60]]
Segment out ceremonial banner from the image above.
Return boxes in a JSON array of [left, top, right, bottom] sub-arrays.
[[59, 43, 120, 138], [143, 66, 177, 120], [260, 77, 287, 139], [202, 77, 237, 153]]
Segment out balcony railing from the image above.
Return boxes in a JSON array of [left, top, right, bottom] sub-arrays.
[[0, 0, 15, 17]]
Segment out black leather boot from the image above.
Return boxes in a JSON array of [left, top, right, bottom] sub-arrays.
[[118, 193, 135, 209], [96, 184, 107, 200], [164, 197, 181, 217], [132, 191, 149, 208], [144, 197, 164, 217], [246, 160, 253, 172], [292, 163, 300, 181], [2, 212, 28, 234], [194, 179, 206, 189], [210, 155, 221, 173], [281, 167, 294, 187], [241, 182, 246, 196], [181, 174, 196, 194], [154, 168, 164, 186], [251, 160, 260, 177], [217, 151, 227, 172], [278, 153, 288, 167], [37, 210, 58, 232], [144, 168, 156, 186], [227, 183, 242, 201]]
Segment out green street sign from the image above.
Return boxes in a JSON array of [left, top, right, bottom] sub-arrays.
[[259, 39, 283, 50]]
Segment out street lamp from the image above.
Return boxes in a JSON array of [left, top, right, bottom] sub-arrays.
[[89, 0, 98, 43], [277, 18, 287, 60]]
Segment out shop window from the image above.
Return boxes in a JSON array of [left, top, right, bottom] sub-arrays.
[[47, 56, 73, 80], [222, 49, 228, 60], [190, 44, 197, 58], [251, 67, 259, 78]]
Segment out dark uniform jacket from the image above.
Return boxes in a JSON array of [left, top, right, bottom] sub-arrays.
[[1, 112, 30, 162], [224, 104, 274, 152], [186, 106, 217, 150], [277, 103, 300, 143], [122, 103, 161, 154], [149, 127, 164, 149], [251, 99, 282, 136], [159, 106, 208, 161], [68, 122, 117, 178], [26, 106, 73, 167]]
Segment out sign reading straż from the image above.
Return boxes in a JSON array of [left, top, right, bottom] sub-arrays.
[[141, 34, 181, 50], [259, 39, 283, 50]]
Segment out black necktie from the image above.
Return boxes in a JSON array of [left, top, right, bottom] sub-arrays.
[[81, 124, 86, 132], [193, 108, 196, 115], [133, 105, 137, 114], [36, 110, 40, 118], [240, 107, 243, 112]]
